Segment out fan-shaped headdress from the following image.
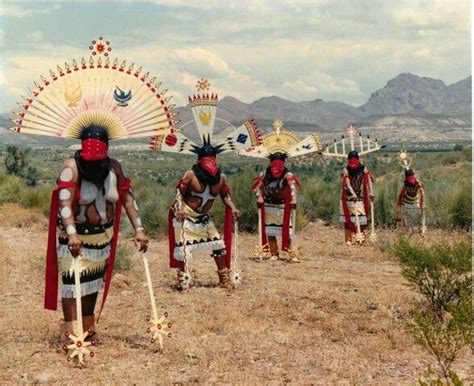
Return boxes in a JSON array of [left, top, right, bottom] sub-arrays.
[[150, 78, 262, 155], [10, 37, 176, 140], [323, 124, 384, 158], [239, 119, 323, 159]]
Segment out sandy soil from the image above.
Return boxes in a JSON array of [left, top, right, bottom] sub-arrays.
[[0, 205, 472, 384]]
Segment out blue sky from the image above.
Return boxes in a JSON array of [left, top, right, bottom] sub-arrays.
[[0, 1, 470, 111]]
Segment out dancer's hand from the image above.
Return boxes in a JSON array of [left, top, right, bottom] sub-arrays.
[[134, 230, 149, 252], [349, 194, 358, 201], [369, 194, 375, 201], [68, 234, 82, 258], [176, 209, 186, 223], [232, 207, 241, 218]]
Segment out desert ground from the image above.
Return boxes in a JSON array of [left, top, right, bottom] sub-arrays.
[[0, 204, 472, 384]]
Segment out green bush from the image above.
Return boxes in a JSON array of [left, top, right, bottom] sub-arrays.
[[411, 290, 471, 384], [450, 182, 472, 229], [392, 238, 471, 316], [4, 145, 38, 186], [300, 180, 339, 223], [391, 238, 472, 382]]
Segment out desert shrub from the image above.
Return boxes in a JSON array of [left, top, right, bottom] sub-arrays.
[[450, 182, 471, 230], [4, 145, 38, 186], [0, 170, 51, 215], [114, 243, 134, 271], [412, 290, 471, 384], [23, 188, 51, 216], [226, 169, 259, 232], [391, 238, 471, 382], [300, 179, 339, 223], [132, 179, 175, 235], [0, 172, 25, 204], [392, 238, 471, 315], [374, 175, 399, 227]]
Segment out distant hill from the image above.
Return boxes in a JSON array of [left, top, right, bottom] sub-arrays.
[[359, 73, 471, 115], [1, 73, 471, 148]]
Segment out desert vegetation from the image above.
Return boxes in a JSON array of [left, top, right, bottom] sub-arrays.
[[0, 145, 471, 383]]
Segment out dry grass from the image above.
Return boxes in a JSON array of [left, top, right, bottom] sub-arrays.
[[0, 211, 472, 384]]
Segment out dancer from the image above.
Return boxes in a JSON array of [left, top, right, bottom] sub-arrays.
[[10, 38, 176, 338], [151, 79, 262, 290], [323, 125, 383, 244], [242, 120, 322, 262], [396, 151, 426, 234]]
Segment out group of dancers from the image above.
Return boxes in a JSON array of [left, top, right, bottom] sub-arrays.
[[10, 39, 427, 358]]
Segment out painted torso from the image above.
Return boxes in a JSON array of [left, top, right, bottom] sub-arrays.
[[59, 160, 124, 225], [183, 171, 223, 214]]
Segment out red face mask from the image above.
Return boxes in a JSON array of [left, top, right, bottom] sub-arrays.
[[270, 159, 286, 178], [406, 175, 417, 185], [347, 158, 360, 169], [80, 139, 108, 161], [198, 156, 219, 176]]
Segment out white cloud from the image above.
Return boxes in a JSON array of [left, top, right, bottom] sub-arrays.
[[169, 48, 235, 78], [0, 1, 470, 111], [0, 4, 61, 18], [25, 31, 42, 43]]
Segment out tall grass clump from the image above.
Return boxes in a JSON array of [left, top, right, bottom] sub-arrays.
[[0, 170, 51, 215]]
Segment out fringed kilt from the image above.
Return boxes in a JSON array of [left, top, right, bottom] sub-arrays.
[[264, 203, 293, 237], [172, 204, 225, 262], [58, 223, 113, 299], [402, 203, 422, 226], [339, 200, 368, 225]]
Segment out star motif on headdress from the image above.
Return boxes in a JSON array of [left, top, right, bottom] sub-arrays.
[[89, 36, 112, 57], [195, 78, 210, 91], [273, 119, 283, 132], [346, 124, 358, 137]]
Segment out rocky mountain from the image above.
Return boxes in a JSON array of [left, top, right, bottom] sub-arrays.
[[359, 73, 471, 115], [1, 73, 471, 147]]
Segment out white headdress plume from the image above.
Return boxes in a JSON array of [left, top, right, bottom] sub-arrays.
[[150, 79, 262, 155], [11, 37, 177, 140], [322, 124, 384, 158]]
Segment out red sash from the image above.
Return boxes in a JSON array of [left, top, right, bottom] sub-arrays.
[[97, 178, 131, 321], [44, 181, 80, 310]]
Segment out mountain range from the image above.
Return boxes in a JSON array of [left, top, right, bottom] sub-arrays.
[[0, 73, 471, 147]]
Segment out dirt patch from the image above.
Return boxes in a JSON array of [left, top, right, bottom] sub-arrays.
[[0, 212, 472, 384]]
